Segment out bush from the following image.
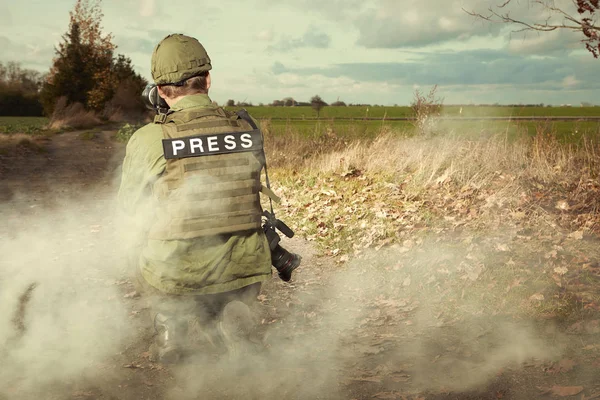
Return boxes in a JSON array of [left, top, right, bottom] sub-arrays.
[[0, 90, 43, 116], [102, 78, 147, 122], [411, 85, 443, 135], [115, 122, 143, 142], [48, 96, 101, 130]]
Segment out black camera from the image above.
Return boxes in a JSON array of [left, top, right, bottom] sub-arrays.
[[262, 211, 301, 282], [141, 83, 170, 114]]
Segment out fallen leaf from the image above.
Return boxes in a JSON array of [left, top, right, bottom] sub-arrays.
[[123, 363, 142, 369], [530, 293, 545, 302], [551, 385, 583, 397], [349, 376, 382, 383], [372, 392, 399, 399], [72, 391, 94, 398], [496, 243, 510, 252], [554, 266, 569, 276], [568, 230, 584, 240], [548, 359, 577, 374]]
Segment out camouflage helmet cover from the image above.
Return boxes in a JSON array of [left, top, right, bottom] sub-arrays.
[[151, 34, 212, 85]]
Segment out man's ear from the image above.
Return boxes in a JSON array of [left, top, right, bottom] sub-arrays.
[[206, 72, 211, 90], [157, 85, 167, 99]]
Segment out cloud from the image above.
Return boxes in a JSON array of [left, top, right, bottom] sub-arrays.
[[562, 75, 580, 88], [257, 0, 363, 20], [269, 49, 599, 90], [353, 0, 506, 48], [139, 0, 155, 17], [256, 30, 274, 42], [267, 26, 331, 52], [0, 6, 11, 25], [113, 35, 156, 55], [507, 29, 584, 56], [0, 35, 55, 72]]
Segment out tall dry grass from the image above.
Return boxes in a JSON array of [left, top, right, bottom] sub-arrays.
[[266, 121, 600, 196], [48, 97, 101, 130]]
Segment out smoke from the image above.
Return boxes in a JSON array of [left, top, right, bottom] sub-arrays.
[[0, 189, 138, 398], [162, 236, 563, 399]]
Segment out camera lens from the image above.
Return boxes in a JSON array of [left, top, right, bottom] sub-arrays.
[[271, 245, 301, 282]]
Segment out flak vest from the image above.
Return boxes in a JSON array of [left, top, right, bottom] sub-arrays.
[[148, 106, 270, 240]]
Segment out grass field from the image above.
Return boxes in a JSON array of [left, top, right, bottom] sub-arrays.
[[0, 116, 49, 134], [2, 106, 600, 143], [229, 105, 600, 119]]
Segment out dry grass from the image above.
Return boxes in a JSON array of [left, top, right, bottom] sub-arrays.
[[267, 122, 600, 204], [266, 121, 600, 321], [48, 97, 102, 130]]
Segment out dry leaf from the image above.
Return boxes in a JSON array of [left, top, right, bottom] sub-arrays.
[[554, 266, 569, 276], [551, 385, 583, 397], [349, 376, 382, 383], [372, 392, 400, 399], [568, 230, 584, 240], [530, 293, 545, 302]]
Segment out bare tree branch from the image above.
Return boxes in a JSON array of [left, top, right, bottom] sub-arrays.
[[464, 0, 600, 57]]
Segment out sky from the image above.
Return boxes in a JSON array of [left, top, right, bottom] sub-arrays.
[[1, 0, 598, 106]]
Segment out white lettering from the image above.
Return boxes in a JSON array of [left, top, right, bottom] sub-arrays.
[[172, 140, 186, 155], [240, 133, 252, 149], [224, 135, 236, 150], [189, 138, 204, 154], [207, 136, 218, 152]]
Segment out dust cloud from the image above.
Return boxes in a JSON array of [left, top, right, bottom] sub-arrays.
[[0, 174, 564, 399], [165, 237, 563, 399], [0, 188, 138, 399]]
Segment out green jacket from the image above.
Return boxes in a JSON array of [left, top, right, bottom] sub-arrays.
[[118, 94, 272, 295]]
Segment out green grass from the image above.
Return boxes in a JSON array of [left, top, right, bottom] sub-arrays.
[[227, 105, 600, 120], [263, 118, 600, 143], [0, 116, 49, 134]]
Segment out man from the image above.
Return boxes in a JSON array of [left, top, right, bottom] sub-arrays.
[[118, 33, 273, 363]]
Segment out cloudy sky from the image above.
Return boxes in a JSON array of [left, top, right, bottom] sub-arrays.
[[1, 0, 598, 106]]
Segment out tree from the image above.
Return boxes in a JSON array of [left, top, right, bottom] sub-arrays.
[[226, 99, 235, 107], [283, 97, 296, 107], [465, 0, 600, 58], [310, 95, 327, 118], [40, 0, 146, 116], [0, 62, 45, 116]]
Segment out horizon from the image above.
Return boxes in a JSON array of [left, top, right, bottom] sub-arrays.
[[1, 0, 598, 107]]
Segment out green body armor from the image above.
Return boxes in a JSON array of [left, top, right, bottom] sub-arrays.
[[148, 107, 265, 240]]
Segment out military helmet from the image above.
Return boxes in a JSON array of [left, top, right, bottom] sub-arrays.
[[151, 34, 212, 85]]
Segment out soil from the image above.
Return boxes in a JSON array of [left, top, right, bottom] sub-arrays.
[[2, 130, 600, 400]]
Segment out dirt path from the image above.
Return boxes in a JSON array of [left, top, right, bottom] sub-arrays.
[[2, 130, 600, 400]]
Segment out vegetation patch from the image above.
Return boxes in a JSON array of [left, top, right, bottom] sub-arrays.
[[114, 122, 144, 142], [265, 123, 600, 321]]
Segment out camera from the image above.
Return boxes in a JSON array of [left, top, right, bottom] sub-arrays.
[[141, 83, 170, 114], [262, 211, 301, 282]]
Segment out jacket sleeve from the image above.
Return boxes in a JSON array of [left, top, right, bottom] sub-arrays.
[[117, 126, 166, 215]]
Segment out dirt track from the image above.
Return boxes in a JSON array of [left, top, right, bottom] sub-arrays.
[[2, 130, 600, 400]]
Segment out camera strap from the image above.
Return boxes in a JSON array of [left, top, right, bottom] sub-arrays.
[[235, 109, 277, 218]]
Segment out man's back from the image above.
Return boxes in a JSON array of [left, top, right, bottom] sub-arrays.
[[118, 93, 272, 295]]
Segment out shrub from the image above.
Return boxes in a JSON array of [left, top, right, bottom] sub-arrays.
[[114, 122, 143, 142], [48, 96, 101, 130], [410, 85, 443, 135]]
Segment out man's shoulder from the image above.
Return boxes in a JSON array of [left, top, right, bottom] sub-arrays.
[[128, 122, 164, 147]]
